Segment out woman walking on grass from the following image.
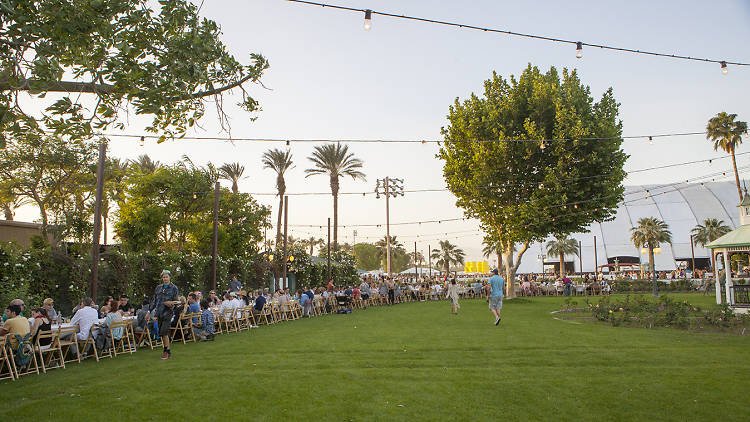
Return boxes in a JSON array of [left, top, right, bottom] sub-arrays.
[[446, 278, 460, 314]]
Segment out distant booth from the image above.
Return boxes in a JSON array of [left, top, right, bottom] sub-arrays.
[[706, 194, 750, 313]]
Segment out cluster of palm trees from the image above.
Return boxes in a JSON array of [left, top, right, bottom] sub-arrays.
[[261, 143, 365, 252]]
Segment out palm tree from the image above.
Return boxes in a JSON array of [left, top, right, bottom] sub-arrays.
[[631, 217, 672, 297], [262, 148, 294, 248], [691, 218, 731, 273], [546, 236, 579, 277], [300, 236, 323, 255], [431, 240, 466, 277], [305, 143, 366, 250], [130, 154, 160, 174], [219, 162, 246, 193], [706, 112, 748, 201], [375, 235, 403, 271]]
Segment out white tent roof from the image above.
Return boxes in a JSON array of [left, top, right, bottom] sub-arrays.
[[399, 266, 440, 275]]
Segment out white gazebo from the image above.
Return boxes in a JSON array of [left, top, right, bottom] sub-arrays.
[[706, 193, 750, 313]]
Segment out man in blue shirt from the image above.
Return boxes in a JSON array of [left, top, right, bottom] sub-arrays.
[[488, 269, 505, 326], [187, 293, 200, 324]]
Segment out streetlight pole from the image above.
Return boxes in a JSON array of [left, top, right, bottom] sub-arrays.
[[375, 177, 404, 275]]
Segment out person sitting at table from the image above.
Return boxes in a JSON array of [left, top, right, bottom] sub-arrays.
[[103, 303, 124, 340], [42, 298, 58, 322], [207, 290, 221, 307], [229, 292, 243, 309], [252, 291, 267, 315], [0, 304, 30, 346], [187, 293, 200, 324], [219, 292, 234, 315], [117, 294, 133, 314], [134, 298, 151, 333], [30, 307, 52, 347], [193, 299, 215, 341], [69, 297, 99, 342]]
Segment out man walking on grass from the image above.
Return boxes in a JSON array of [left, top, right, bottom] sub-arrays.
[[488, 268, 505, 326], [151, 269, 180, 359]]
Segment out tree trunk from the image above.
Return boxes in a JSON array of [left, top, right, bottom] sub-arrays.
[[232, 181, 238, 194], [649, 246, 658, 297], [332, 192, 339, 251], [731, 146, 742, 201], [39, 203, 49, 240], [103, 213, 107, 245], [559, 252, 565, 278], [2, 203, 12, 220], [275, 190, 284, 248]]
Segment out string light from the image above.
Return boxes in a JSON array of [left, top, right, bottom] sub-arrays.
[[708, 159, 712, 166], [721, 61, 728, 74], [648, 136, 653, 145], [193, 192, 197, 199], [363, 9, 372, 30], [575, 42, 583, 59], [139, 136, 144, 146], [283, 0, 748, 69]]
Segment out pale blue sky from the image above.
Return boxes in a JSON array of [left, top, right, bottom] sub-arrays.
[[15, 0, 750, 262]]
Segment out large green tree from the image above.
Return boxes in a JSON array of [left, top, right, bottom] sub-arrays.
[[706, 112, 748, 201], [1, 0, 269, 145], [439, 65, 627, 296], [305, 143, 366, 250], [0, 134, 97, 237]]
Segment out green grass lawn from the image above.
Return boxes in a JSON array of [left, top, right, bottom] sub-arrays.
[[1, 294, 748, 421]]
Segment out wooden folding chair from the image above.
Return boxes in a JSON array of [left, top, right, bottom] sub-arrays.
[[0, 335, 16, 381], [235, 308, 250, 331], [110, 320, 136, 356], [78, 325, 108, 362], [8, 334, 39, 378], [221, 308, 239, 332], [169, 312, 189, 345], [57, 325, 81, 364], [35, 330, 65, 373]]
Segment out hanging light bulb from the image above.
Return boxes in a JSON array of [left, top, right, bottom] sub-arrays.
[[363, 9, 372, 31], [285, 140, 291, 151], [721, 61, 728, 75], [140, 136, 145, 146], [648, 136, 653, 145], [540, 141, 546, 150], [709, 159, 712, 166], [575, 42, 583, 59], [192, 192, 197, 200]]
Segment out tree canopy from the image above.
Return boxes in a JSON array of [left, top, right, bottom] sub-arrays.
[[439, 64, 627, 291], [1, 0, 269, 145]]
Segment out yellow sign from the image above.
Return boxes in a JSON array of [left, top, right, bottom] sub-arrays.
[[464, 261, 489, 273]]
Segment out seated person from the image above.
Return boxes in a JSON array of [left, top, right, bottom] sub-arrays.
[[253, 292, 267, 315], [134, 298, 151, 333], [30, 307, 52, 347], [187, 293, 200, 324], [42, 298, 58, 322], [101, 304, 124, 341], [193, 299, 215, 341], [207, 290, 222, 307], [0, 304, 31, 347], [117, 294, 133, 314], [344, 286, 353, 296], [69, 297, 99, 342]]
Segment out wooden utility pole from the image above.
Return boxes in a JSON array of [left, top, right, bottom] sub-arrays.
[[282, 196, 288, 290], [327, 218, 331, 281], [593, 236, 598, 278], [414, 241, 418, 281], [428, 244, 432, 279], [578, 240, 583, 275], [211, 181, 220, 291], [90, 141, 107, 299]]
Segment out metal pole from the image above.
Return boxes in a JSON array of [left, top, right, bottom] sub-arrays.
[[414, 241, 418, 281], [90, 141, 107, 300], [428, 244, 432, 279], [385, 177, 391, 275], [690, 234, 696, 273], [211, 181, 220, 291], [594, 236, 598, 278], [282, 196, 288, 290], [578, 240, 583, 275], [327, 217, 331, 281]]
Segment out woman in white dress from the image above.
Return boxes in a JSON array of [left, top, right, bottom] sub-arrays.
[[446, 278, 460, 314]]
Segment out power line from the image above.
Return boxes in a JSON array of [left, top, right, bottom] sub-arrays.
[[283, 0, 748, 70], [98, 130, 708, 145]]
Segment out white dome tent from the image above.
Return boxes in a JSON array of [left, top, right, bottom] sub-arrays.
[[516, 181, 744, 274]]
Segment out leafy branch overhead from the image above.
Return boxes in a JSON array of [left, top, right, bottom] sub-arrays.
[[0, 0, 269, 143]]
